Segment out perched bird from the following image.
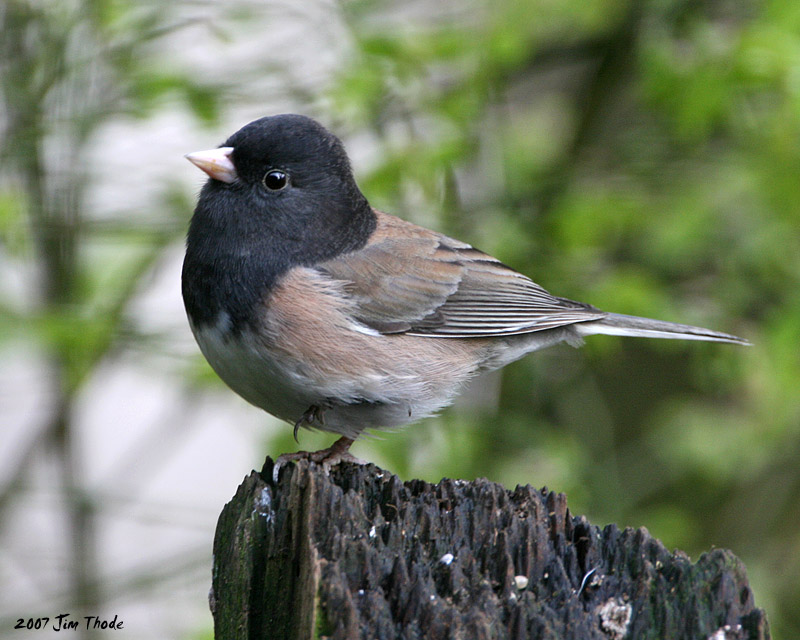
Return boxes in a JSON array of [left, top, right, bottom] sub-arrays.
[[182, 114, 748, 469]]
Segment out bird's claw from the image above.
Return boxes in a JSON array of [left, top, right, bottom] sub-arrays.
[[293, 404, 327, 442]]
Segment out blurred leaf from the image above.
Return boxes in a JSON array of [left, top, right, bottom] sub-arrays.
[[0, 187, 29, 256]]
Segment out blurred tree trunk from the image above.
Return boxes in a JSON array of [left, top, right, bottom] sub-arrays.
[[211, 459, 769, 640], [0, 3, 211, 635], [1, 3, 100, 630]]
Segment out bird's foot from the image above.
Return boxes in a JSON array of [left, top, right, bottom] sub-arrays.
[[272, 436, 363, 482], [293, 404, 327, 442]]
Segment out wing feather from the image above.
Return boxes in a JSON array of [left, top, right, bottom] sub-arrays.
[[316, 211, 607, 338]]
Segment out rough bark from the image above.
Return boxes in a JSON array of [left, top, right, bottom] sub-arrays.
[[211, 458, 769, 640]]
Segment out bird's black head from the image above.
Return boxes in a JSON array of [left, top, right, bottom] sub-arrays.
[[195, 114, 373, 242], [225, 114, 357, 193], [182, 114, 376, 331]]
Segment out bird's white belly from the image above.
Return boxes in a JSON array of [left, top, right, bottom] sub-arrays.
[[192, 319, 315, 424], [189, 316, 454, 438]]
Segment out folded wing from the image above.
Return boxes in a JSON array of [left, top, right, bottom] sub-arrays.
[[316, 212, 607, 338]]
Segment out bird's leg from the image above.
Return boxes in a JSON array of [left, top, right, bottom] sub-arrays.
[[317, 435, 357, 463], [273, 435, 363, 482], [275, 405, 365, 481]]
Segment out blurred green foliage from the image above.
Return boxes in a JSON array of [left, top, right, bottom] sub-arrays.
[[0, 0, 229, 635]]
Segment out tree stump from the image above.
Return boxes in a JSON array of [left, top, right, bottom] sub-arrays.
[[210, 458, 769, 640]]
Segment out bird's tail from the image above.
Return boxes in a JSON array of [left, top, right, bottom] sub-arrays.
[[574, 312, 750, 345]]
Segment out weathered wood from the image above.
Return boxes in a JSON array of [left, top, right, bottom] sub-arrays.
[[211, 458, 769, 640]]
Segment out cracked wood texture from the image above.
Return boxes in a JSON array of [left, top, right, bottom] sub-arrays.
[[210, 459, 769, 640]]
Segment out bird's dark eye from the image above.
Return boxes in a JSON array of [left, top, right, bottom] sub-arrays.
[[263, 169, 289, 191]]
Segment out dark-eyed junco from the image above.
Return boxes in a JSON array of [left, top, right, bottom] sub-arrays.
[[183, 114, 748, 469]]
